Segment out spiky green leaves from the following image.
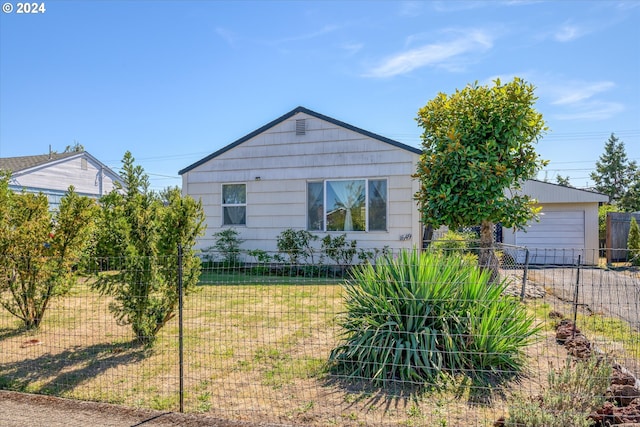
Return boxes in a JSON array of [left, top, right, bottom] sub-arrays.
[[329, 250, 539, 386]]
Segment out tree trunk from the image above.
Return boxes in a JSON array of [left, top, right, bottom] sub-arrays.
[[478, 220, 499, 284]]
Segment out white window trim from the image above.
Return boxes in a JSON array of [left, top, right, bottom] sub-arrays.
[[307, 178, 388, 233], [221, 182, 247, 227]]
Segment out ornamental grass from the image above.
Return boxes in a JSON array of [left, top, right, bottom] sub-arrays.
[[329, 249, 539, 386]]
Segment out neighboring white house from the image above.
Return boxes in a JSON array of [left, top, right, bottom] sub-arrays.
[[0, 151, 123, 209], [502, 180, 608, 265], [179, 106, 607, 264]]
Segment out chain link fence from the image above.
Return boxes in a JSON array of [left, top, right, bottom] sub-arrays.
[[1, 246, 639, 426]]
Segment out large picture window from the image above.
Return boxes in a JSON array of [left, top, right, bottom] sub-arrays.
[[222, 183, 246, 226], [307, 179, 387, 232]]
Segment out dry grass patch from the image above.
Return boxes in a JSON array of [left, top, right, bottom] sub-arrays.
[[0, 278, 632, 426]]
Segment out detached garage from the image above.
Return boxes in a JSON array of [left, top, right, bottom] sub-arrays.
[[502, 180, 608, 265]]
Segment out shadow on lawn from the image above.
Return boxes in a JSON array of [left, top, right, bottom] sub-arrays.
[[0, 340, 148, 396]]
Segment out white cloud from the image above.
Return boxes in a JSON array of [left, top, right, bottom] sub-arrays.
[[341, 42, 364, 56], [554, 101, 624, 121], [554, 23, 587, 42], [398, 1, 423, 16], [551, 81, 615, 106], [364, 29, 494, 78], [542, 79, 623, 121]]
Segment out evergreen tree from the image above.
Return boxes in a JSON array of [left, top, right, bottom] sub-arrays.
[[628, 217, 640, 266], [556, 175, 571, 187], [590, 133, 636, 206], [93, 152, 205, 344]]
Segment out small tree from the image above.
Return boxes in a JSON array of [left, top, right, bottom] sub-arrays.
[[414, 77, 547, 277], [628, 217, 640, 266], [0, 172, 97, 329], [208, 228, 244, 266], [555, 175, 571, 187], [93, 153, 205, 344]]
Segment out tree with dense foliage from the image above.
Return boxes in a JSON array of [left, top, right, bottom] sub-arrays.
[[597, 203, 621, 244], [555, 175, 571, 187], [93, 152, 205, 344], [619, 168, 640, 212], [0, 171, 97, 329], [590, 133, 637, 208], [414, 77, 547, 274]]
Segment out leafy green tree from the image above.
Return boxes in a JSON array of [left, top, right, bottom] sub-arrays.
[[598, 204, 620, 242], [555, 175, 571, 187], [0, 172, 97, 329], [619, 167, 640, 212], [590, 133, 637, 207], [63, 141, 85, 153], [628, 217, 640, 266], [414, 77, 547, 275], [93, 153, 205, 344]]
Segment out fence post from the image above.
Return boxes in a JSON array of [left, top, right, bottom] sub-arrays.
[[520, 248, 530, 302], [178, 243, 184, 413], [572, 255, 581, 339]]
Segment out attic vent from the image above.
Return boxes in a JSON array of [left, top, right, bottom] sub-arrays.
[[295, 119, 306, 135]]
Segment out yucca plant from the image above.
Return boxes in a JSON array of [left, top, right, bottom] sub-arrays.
[[329, 249, 539, 386]]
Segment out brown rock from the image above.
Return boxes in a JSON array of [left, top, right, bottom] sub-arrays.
[[612, 367, 638, 386], [564, 334, 592, 359], [611, 384, 640, 407], [556, 319, 580, 343], [614, 398, 640, 424]]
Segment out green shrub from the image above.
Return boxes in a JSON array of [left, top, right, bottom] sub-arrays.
[[276, 229, 318, 265], [505, 355, 611, 427], [629, 217, 640, 266], [321, 234, 357, 266], [206, 228, 244, 267], [429, 230, 478, 265], [329, 249, 538, 386]]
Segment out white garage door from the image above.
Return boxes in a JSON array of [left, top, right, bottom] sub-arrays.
[[515, 210, 585, 265]]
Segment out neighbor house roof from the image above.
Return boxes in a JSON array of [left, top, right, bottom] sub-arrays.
[[0, 151, 123, 183], [179, 106, 423, 175]]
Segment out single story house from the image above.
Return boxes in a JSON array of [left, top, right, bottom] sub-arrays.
[[0, 151, 123, 209], [179, 106, 607, 265]]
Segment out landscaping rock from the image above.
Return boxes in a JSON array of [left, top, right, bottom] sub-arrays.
[[610, 384, 640, 406], [564, 334, 592, 359], [612, 367, 638, 386], [613, 398, 640, 424], [590, 401, 615, 425], [555, 319, 580, 343]]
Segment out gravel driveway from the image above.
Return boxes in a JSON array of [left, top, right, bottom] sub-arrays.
[[528, 266, 640, 330]]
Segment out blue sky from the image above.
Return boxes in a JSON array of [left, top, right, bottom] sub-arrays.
[[1, 0, 639, 191]]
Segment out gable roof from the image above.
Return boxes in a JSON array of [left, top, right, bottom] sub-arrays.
[[0, 151, 123, 183], [179, 106, 422, 175]]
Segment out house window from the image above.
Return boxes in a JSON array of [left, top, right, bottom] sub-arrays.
[[307, 179, 387, 232], [222, 183, 246, 226]]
